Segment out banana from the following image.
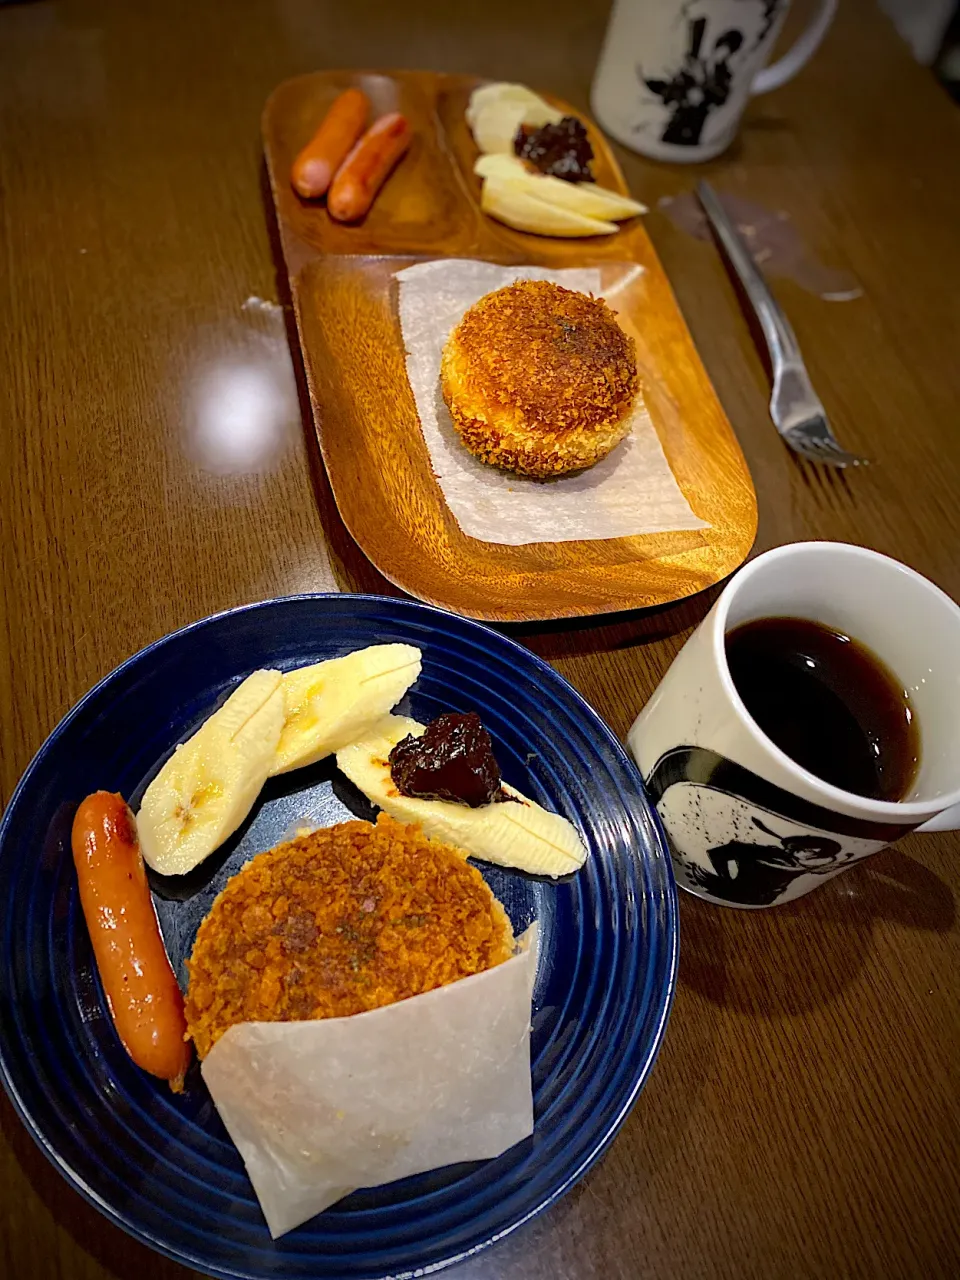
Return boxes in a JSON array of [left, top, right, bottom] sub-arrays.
[[474, 153, 647, 221], [481, 177, 618, 238], [465, 83, 553, 133], [467, 84, 563, 155], [137, 670, 285, 876], [271, 644, 421, 775], [336, 715, 588, 878]]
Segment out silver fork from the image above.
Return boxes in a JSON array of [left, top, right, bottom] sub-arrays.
[[696, 180, 868, 468]]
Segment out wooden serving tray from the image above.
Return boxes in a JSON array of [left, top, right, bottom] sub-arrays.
[[263, 70, 757, 622]]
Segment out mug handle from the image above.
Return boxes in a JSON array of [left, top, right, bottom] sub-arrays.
[[916, 803, 960, 833], [751, 0, 839, 95]]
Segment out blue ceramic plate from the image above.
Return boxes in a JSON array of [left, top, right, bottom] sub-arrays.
[[0, 595, 677, 1280]]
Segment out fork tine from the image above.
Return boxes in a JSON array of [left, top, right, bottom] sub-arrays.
[[789, 433, 862, 468], [790, 440, 825, 466], [784, 430, 827, 458], [811, 444, 863, 468], [806, 436, 846, 461], [816, 438, 868, 467]]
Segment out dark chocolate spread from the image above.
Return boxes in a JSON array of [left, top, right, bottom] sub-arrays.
[[514, 116, 593, 182], [388, 712, 507, 807]]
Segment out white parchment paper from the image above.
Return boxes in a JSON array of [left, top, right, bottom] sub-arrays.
[[396, 259, 707, 545], [202, 926, 538, 1237]]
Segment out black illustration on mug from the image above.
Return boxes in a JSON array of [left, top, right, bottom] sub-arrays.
[[644, 746, 909, 906], [640, 17, 744, 147], [637, 2, 786, 147], [750, 0, 785, 51], [685, 816, 842, 907]]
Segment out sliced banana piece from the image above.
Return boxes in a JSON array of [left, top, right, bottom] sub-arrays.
[[474, 152, 538, 180], [475, 153, 647, 221], [470, 86, 563, 155], [271, 643, 422, 775], [465, 83, 550, 132], [336, 715, 587, 878], [138, 670, 285, 876], [558, 182, 648, 220], [481, 177, 618, 238]]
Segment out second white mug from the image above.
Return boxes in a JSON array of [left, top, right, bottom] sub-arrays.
[[591, 0, 838, 162]]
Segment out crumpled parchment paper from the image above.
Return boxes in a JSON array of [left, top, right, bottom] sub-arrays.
[[201, 925, 538, 1237]]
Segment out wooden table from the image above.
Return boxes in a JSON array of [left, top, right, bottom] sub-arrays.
[[2, 1, 959, 1276]]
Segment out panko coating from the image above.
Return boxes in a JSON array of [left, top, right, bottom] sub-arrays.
[[184, 814, 514, 1059], [440, 279, 638, 478]]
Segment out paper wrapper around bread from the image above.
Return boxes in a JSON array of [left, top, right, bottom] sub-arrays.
[[201, 925, 538, 1238], [396, 259, 708, 545]]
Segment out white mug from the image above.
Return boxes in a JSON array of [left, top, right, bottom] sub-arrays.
[[591, 0, 839, 162], [628, 543, 960, 908]]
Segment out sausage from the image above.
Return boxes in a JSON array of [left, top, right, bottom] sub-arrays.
[[291, 87, 369, 199], [71, 792, 190, 1089], [327, 112, 412, 223]]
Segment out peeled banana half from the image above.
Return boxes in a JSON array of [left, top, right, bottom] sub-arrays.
[[137, 669, 285, 876], [465, 83, 553, 133], [481, 178, 618, 239], [475, 153, 647, 221], [466, 82, 563, 155], [137, 645, 422, 876], [271, 643, 421, 775], [336, 715, 588, 878]]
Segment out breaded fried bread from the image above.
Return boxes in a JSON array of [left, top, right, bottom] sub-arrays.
[[440, 279, 638, 478], [184, 814, 514, 1058]]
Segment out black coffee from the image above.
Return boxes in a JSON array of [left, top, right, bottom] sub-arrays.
[[725, 617, 920, 802]]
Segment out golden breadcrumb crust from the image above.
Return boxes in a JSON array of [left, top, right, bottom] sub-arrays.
[[184, 815, 514, 1059], [440, 279, 638, 477]]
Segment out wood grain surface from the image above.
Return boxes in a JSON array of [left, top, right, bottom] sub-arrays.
[[1, 1, 959, 1278], [263, 70, 757, 621]]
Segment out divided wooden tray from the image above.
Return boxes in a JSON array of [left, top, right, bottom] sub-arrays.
[[263, 70, 757, 622]]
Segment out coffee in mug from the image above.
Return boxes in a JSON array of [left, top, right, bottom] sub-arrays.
[[725, 617, 920, 804]]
